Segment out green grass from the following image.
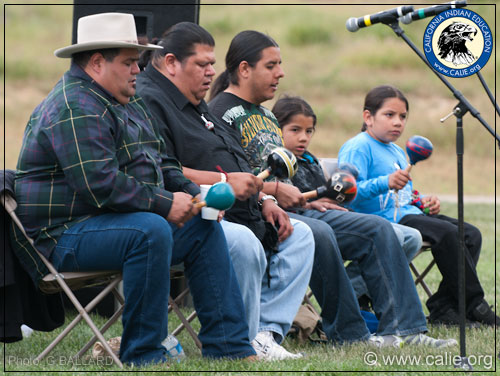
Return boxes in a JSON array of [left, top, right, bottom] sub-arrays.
[[3, 202, 498, 374]]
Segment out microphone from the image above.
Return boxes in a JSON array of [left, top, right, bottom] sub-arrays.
[[400, 0, 467, 24], [346, 5, 414, 32]]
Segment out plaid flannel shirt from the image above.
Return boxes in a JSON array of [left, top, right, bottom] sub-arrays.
[[13, 63, 199, 258]]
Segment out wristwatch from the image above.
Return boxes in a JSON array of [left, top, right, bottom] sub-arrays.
[[258, 194, 278, 207]]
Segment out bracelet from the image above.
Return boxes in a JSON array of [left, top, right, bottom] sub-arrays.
[[258, 194, 278, 207], [216, 165, 228, 182]]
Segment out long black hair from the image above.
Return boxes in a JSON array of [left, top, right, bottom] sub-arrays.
[[138, 22, 214, 70], [210, 30, 279, 101], [361, 85, 409, 131]]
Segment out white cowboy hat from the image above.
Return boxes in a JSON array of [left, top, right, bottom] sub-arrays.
[[54, 12, 163, 58]]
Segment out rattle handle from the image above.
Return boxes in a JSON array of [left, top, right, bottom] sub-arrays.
[[256, 169, 271, 180], [405, 164, 413, 173], [192, 197, 206, 208], [302, 190, 318, 200]]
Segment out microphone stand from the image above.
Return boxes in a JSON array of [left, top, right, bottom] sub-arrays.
[[476, 71, 500, 117], [384, 19, 500, 371]]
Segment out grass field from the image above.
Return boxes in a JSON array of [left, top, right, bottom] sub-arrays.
[[2, 1, 498, 374], [2, 203, 499, 374]]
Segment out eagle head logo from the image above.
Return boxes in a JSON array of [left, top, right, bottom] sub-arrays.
[[437, 22, 478, 66]]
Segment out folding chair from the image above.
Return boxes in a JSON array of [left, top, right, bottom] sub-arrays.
[[168, 265, 201, 349], [409, 241, 435, 299], [2, 190, 125, 368]]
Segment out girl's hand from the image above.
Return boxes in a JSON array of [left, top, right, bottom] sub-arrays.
[[388, 169, 411, 190], [422, 195, 440, 215]]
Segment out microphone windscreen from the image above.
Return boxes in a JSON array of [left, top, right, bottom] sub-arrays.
[[345, 17, 359, 32], [400, 13, 413, 24]]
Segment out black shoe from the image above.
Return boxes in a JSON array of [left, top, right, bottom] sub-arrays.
[[470, 300, 500, 326], [428, 306, 479, 328]]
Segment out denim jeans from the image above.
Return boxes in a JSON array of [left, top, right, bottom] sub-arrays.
[[50, 212, 255, 365], [293, 209, 428, 337], [346, 223, 422, 299], [221, 218, 314, 343], [288, 212, 371, 344]]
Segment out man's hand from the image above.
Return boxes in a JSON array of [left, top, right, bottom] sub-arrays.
[[261, 200, 294, 242], [217, 210, 225, 223], [305, 197, 348, 212], [388, 169, 411, 190], [272, 182, 306, 209], [421, 195, 440, 215], [167, 192, 200, 227], [227, 172, 263, 200]]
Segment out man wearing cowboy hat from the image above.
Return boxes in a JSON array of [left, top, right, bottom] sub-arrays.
[[12, 12, 255, 365]]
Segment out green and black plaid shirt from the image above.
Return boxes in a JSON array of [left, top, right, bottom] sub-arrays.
[[13, 63, 199, 258]]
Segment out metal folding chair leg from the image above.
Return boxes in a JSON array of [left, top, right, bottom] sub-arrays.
[[2, 183, 125, 368], [75, 284, 125, 360], [168, 290, 202, 349], [302, 289, 314, 306], [410, 259, 436, 299], [409, 241, 435, 299], [169, 265, 201, 350], [35, 275, 124, 368]]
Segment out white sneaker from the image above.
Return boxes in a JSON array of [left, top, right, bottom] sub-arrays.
[[251, 331, 303, 361], [368, 334, 403, 348], [402, 333, 458, 348]]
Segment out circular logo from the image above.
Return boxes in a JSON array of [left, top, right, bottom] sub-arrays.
[[423, 9, 492, 78]]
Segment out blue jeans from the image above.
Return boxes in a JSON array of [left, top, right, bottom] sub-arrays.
[[293, 209, 428, 337], [391, 223, 423, 261], [288, 213, 371, 344], [346, 223, 422, 298], [221, 218, 314, 343], [50, 212, 255, 365]]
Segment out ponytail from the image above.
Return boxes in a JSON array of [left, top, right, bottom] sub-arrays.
[[209, 70, 231, 101]]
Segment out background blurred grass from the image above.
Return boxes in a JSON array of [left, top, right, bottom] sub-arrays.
[[3, 0, 499, 197]]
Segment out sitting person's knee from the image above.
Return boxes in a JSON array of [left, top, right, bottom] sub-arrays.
[[132, 212, 174, 245], [224, 224, 266, 270]]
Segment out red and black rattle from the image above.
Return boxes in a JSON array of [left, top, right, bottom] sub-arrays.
[[303, 171, 357, 203]]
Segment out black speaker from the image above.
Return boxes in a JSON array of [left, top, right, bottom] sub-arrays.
[[72, 0, 200, 44]]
